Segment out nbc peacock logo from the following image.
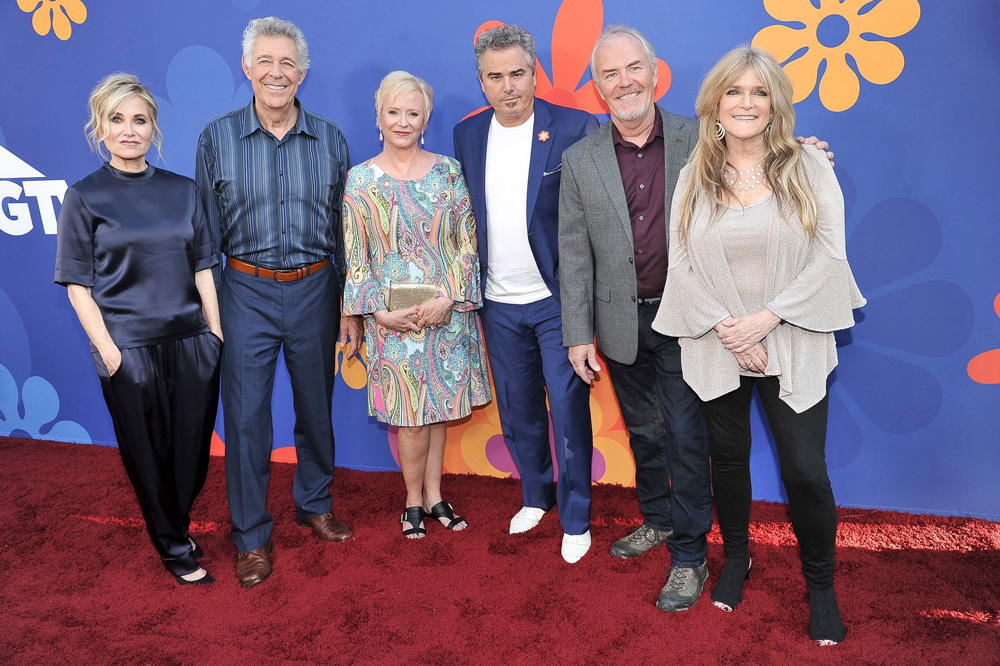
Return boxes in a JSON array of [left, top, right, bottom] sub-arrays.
[[0, 146, 67, 236]]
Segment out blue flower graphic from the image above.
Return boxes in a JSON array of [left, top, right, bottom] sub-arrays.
[[821, 167, 974, 469], [155, 46, 252, 176], [0, 364, 91, 444]]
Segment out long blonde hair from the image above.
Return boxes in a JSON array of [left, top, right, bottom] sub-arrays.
[[677, 46, 817, 246]]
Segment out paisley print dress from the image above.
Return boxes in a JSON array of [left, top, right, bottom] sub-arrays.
[[342, 155, 491, 426]]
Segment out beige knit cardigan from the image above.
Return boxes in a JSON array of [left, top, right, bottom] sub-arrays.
[[652, 146, 866, 413]]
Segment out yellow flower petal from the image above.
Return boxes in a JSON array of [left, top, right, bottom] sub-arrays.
[[782, 48, 823, 103], [847, 36, 905, 85], [819, 51, 861, 112], [32, 5, 52, 36], [856, 0, 920, 38], [17, 0, 42, 12], [753, 24, 812, 63], [62, 0, 88, 23], [764, 0, 821, 25], [52, 7, 73, 40]]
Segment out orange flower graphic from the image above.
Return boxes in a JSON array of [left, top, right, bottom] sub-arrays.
[[445, 351, 636, 485], [17, 0, 87, 41], [587, 363, 635, 486], [469, 0, 672, 117], [752, 0, 920, 112], [967, 294, 1000, 385], [444, 373, 506, 476], [335, 341, 368, 390]]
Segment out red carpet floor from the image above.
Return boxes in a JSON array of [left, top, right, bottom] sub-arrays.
[[1, 437, 998, 665]]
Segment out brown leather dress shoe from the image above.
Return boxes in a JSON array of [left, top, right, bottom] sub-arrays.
[[295, 512, 353, 542], [236, 541, 273, 588]]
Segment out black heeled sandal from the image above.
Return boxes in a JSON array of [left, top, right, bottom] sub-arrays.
[[427, 501, 467, 530], [401, 507, 427, 538], [808, 586, 846, 645], [711, 557, 752, 612]]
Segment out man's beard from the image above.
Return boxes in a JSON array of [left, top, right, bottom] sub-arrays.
[[614, 100, 649, 122]]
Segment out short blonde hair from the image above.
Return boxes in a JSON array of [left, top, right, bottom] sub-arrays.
[[374, 71, 434, 126], [85, 73, 163, 160]]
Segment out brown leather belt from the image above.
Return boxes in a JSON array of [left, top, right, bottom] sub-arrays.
[[227, 257, 330, 282]]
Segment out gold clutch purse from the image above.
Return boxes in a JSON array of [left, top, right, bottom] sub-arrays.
[[387, 283, 451, 324]]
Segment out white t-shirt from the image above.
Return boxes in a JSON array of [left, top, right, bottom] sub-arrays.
[[484, 113, 552, 304]]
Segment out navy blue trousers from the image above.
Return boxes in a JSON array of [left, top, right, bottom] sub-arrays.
[[604, 302, 713, 568], [95, 332, 221, 576], [220, 264, 340, 554], [479, 296, 593, 535]]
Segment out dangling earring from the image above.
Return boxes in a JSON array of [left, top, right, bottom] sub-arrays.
[[764, 121, 773, 140], [715, 120, 725, 141], [378, 128, 383, 142], [420, 132, 425, 146]]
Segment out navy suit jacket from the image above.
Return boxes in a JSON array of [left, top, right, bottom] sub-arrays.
[[453, 98, 600, 301]]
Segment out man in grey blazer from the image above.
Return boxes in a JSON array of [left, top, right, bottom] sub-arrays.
[[559, 24, 711, 612]]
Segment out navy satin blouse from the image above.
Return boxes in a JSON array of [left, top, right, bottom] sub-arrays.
[[54, 163, 218, 349]]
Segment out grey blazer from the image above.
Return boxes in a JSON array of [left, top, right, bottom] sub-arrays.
[[558, 105, 698, 364]]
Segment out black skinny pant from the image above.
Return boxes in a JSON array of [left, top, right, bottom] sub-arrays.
[[95, 332, 222, 576], [701, 376, 837, 590]]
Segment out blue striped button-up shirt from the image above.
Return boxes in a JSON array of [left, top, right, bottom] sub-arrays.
[[196, 98, 352, 285]]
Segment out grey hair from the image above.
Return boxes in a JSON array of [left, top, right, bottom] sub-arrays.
[[474, 24, 536, 76], [590, 23, 657, 84], [242, 16, 310, 72]]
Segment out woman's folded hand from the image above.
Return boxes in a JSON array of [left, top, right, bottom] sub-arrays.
[[375, 308, 422, 333], [716, 310, 781, 353], [416, 297, 454, 328]]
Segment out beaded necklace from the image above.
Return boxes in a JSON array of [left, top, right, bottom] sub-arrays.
[[723, 159, 765, 192]]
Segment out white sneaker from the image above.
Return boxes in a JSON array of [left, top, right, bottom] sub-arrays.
[[561, 530, 592, 564], [509, 506, 546, 534]]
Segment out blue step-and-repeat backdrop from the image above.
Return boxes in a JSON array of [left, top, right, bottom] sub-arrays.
[[1, 0, 998, 519]]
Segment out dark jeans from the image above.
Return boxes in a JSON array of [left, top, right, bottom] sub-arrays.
[[701, 376, 837, 590], [95, 332, 222, 576], [604, 302, 713, 568]]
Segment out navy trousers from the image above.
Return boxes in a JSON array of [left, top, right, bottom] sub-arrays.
[[604, 301, 713, 568], [220, 263, 340, 554], [479, 296, 593, 535], [95, 332, 221, 576]]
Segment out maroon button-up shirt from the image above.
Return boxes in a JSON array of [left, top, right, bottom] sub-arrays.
[[612, 111, 668, 299]]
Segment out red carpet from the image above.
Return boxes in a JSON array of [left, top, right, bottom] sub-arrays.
[[1, 437, 998, 665]]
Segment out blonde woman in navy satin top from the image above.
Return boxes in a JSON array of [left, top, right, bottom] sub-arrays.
[[55, 73, 223, 585]]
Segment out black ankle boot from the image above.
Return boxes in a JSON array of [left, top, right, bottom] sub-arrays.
[[710, 557, 751, 611], [808, 586, 846, 644]]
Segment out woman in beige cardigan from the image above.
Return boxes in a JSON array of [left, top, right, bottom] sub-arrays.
[[653, 46, 865, 645]]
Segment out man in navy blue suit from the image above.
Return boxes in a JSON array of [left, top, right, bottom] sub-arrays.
[[453, 24, 600, 563]]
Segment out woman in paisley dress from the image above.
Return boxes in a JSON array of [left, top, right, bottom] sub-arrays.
[[342, 71, 491, 538]]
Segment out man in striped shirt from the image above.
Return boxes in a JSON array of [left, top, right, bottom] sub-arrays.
[[196, 16, 361, 588]]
